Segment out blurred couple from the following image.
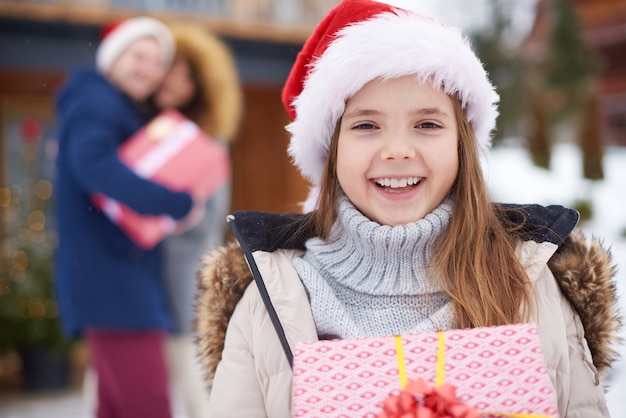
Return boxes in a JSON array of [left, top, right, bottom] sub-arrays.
[[54, 16, 242, 418]]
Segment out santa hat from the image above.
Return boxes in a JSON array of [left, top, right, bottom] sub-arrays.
[[282, 0, 499, 188], [96, 16, 175, 74]]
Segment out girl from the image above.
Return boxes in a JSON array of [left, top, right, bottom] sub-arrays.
[[195, 1, 620, 417]]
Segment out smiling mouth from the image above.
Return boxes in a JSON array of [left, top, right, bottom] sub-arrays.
[[373, 177, 423, 190]]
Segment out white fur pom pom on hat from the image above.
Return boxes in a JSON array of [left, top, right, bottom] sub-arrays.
[[96, 16, 175, 74], [281, 0, 499, 190]]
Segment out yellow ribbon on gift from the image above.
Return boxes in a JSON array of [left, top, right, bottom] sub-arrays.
[[394, 333, 554, 418]]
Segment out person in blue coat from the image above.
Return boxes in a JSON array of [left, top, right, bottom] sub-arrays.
[[54, 16, 197, 418]]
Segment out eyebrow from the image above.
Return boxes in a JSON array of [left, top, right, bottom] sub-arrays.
[[418, 107, 451, 117], [343, 107, 452, 119], [342, 109, 382, 119]]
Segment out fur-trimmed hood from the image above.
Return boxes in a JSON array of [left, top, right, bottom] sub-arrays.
[[169, 23, 242, 142], [195, 205, 622, 384]]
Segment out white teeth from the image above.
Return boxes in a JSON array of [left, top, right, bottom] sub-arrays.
[[375, 177, 421, 188]]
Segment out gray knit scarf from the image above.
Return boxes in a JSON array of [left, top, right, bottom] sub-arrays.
[[292, 197, 455, 339]]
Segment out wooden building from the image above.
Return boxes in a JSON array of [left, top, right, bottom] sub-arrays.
[[0, 1, 336, 218]]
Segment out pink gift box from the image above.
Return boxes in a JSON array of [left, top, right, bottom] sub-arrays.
[[292, 323, 558, 417], [92, 109, 231, 249]]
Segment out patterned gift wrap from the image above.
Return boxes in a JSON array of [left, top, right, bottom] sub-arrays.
[[292, 323, 558, 417], [92, 109, 231, 249]]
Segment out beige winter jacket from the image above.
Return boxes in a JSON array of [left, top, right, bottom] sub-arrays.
[[196, 206, 621, 418]]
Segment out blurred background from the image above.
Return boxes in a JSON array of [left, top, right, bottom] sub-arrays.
[[0, 0, 625, 416]]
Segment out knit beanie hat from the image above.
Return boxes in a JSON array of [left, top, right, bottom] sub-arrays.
[[282, 0, 499, 188], [96, 16, 175, 74]]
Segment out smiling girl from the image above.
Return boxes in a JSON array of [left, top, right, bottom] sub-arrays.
[[195, 1, 620, 417]]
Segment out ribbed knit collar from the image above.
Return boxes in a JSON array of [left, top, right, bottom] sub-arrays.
[[293, 197, 455, 338], [305, 196, 453, 295]]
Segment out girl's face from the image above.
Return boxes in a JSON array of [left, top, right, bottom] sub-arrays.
[[337, 76, 459, 226], [153, 58, 196, 109]]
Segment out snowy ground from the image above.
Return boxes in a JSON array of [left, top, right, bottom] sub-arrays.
[[485, 142, 626, 416]]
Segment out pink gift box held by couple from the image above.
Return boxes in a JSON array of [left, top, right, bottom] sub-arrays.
[[292, 323, 559, 418], [92, 109, 231, 249]]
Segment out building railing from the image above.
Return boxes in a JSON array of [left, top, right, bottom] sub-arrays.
[[0, 0, 339, 42], [130, 0, 337, 26]]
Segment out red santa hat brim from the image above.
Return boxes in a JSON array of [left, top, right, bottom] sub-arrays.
[[282, 0, 499, 187], [96, 16, 175, 74]]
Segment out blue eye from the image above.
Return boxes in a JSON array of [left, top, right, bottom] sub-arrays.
[[417, 122, 441, 129], [354, 123, 377, 130]]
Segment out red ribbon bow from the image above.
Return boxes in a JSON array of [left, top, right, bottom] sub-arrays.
[[377, 379, 480, 418]]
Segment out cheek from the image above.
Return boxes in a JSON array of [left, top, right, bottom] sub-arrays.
[[179, 80, 195, 104], [160, 73, 176, 89], [437, 152, 459, 190], [336, 139, 370, 198]]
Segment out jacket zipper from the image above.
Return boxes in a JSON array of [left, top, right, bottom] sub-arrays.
[[227, 214, 294, 367]]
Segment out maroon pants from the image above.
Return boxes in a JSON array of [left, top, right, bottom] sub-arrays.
[[85, 330, 172, 418]]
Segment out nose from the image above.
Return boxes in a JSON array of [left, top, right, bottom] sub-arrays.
[[137, 54, 164, 79], [379, 131, 417, 160], [135, 59, 152, 79]]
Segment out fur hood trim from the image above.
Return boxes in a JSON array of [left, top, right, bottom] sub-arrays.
[[169, 23, 242, 142], [196, 232, 621, 384], [547, 231, 621, 374], [196, 241, 252, 384]]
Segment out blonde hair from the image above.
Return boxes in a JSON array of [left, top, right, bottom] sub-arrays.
[[304, 95, 532, 328]]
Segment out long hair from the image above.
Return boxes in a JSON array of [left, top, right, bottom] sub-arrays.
[[174, 55, 205, 124], [432, 98, 532, 328], [304, 94, 532, 328], [168, 23, 242, 142]]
